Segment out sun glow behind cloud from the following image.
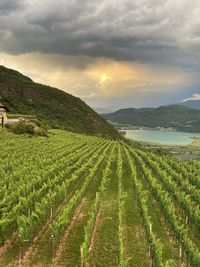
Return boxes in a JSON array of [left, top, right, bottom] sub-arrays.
[[0, 0, 200, 108], [84, 58, 188, 98], [100, 73, 109, 83], [0, 52, 191, 106]]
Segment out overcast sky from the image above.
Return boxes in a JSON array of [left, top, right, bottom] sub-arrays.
[[0, 0, 200, 109]]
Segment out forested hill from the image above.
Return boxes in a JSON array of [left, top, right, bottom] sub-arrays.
[[0, 65, 119, 138], [180, 100, 200, 110], [103, 105, 200, 132]]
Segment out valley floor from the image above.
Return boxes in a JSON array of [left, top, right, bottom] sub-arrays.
[[0, 130, 200, 266]]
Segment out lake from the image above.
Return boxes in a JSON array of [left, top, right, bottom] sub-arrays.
[[125, 129, 200, 145]]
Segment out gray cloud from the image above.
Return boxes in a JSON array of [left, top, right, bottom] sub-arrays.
[[0, 0, 200, 72], [0, 0, 26, 14]]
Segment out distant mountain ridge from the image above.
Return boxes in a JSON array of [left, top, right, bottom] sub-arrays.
[[103, 105, 200, 133], [180, 100, 200, 110], [0, 65, 119, 138], [94, 107, 115, 114]]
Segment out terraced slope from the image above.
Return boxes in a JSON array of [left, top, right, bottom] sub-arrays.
[[0, 130, 200, 266]]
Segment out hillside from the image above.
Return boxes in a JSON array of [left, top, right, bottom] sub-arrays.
[[103, 105, 200, 132], [0, 65, 119, 138], [180, 99, 200, 110], [0, 130, 200, 266]]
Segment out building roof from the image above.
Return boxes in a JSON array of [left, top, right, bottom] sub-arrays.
[[0, 102, 9, 111]]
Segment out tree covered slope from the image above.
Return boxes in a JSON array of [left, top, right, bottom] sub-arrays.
[[0, 66, 119, 138], [180, 100, 200, 110], [103, 105, 200, 132]]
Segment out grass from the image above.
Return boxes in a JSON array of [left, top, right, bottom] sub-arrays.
[[28, 145, 111, 266], [121, 150, 150, 267], [57, 146, 112, 266], [134, 162, 181, 265], [7, 114, 36, 119], [89, 153, 119, 267]]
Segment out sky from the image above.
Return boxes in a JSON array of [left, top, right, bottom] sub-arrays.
[[0, 0, 200, 110]]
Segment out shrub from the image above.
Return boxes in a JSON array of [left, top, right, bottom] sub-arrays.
[[25, 123, 35, 135], [34, 126, 48, 137], [10, 121, 48, 136], [11, 121, 26, 135]]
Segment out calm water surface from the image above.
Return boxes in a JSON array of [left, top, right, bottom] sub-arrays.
[[125, 129, 200, 145]]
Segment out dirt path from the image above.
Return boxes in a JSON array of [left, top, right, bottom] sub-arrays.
[[17, 192, 87, 267], [0, 232, 17, 259], [52, 197, 86, 266], [52, 147, 112, 267], [85, 210, 101, 267]]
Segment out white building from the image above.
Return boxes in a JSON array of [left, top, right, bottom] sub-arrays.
[[0, 103, 9, 126]]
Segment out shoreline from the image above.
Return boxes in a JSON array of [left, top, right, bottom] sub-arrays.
[[124, 129, 200, 147]]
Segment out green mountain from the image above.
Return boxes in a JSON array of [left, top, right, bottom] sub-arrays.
[[103, 105, 200, 132], [0, 65, 119, 138], [180, 100, 200, 110]]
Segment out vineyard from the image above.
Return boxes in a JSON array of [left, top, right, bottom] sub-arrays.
[[0, 130, 200, 267]]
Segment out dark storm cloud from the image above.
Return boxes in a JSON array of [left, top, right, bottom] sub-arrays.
[[0, 0, 26, 14], [0, 0, 200, 71]]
